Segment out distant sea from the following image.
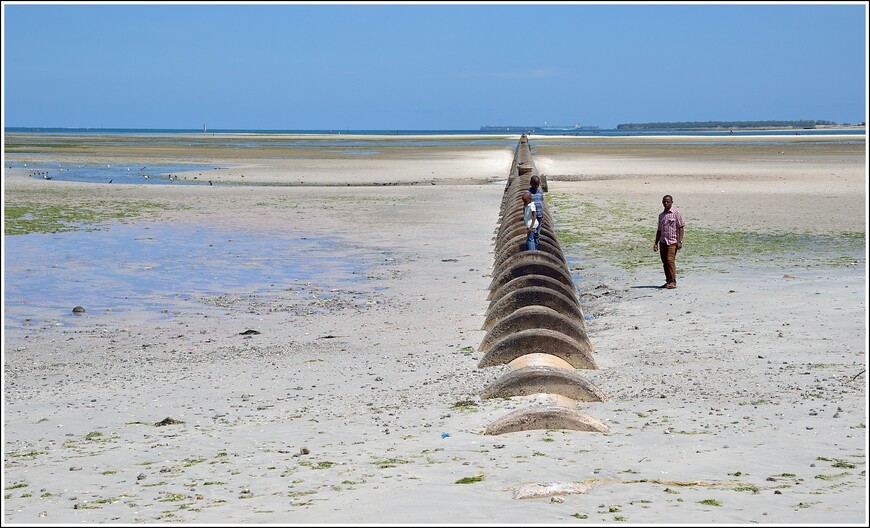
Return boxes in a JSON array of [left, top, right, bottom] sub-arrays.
[[5, 125, 864, 186], [4, 126, 867, 138]]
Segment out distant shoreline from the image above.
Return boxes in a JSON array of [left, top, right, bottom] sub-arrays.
[[617, 124, 867, 132], [4, 124, 866, 135], [3, 128, 865, 142]]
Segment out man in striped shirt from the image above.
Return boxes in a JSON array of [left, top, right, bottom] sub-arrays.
[[653, 194, 685, 289]]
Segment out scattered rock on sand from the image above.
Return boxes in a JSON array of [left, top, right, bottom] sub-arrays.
[[155, 417, 184, 427], [513, 481, 589, 499]]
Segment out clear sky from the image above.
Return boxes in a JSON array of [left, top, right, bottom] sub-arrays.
[[2, 2, 867, 130]]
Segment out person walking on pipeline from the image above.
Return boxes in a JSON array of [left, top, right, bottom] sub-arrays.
[[523, 191, 539, 251], [653, 194, 685, 289], [528, 175, 544, 247]]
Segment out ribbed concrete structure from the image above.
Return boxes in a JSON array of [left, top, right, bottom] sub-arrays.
[[479, 134, 607, 435]]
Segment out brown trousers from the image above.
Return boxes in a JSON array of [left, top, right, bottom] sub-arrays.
[[659, 244, 678, 285]]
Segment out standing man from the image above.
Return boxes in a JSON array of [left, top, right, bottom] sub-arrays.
[[653, 194, 685, 289], [528, 175, 544, 247]]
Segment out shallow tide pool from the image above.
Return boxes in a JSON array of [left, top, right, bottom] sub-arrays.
[[5, 159, 220, 185], [4, 221, 382, 330]]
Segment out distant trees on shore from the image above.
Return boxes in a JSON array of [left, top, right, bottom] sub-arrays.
[[616, 120, 839, 130]]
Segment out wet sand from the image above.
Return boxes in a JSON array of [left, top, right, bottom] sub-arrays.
[[2, 133, 867, 524]]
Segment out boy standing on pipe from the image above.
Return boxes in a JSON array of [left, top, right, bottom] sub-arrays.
[[523, 191, 540, 251], [528, 175, 544, 248]]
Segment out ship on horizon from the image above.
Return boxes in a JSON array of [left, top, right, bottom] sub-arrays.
[[480, 123, 599, 132]]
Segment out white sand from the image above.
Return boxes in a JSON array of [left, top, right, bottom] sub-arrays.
[[2, 134, 867, 524]]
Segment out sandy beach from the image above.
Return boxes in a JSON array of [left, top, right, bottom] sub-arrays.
[[2, 132, 867, 524]]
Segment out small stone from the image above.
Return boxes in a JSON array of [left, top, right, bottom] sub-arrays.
[[514, 482, 589, 500], [155, 417, 184, 426], [72, 306, 86, 314]]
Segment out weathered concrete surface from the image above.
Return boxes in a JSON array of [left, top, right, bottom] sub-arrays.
[[483, 286, 587, 331], [495, 224, 557, 249], [486, 274, 578, 305], [481, 365, 607, 401], [492, 237, 564, 270], [488, 259, 575, 293], [478, 305, 591, 353], [507, 353, 574, 370], [490, 251, 571, 283], [477, 328, 598, 369], [483, 405, 609, 435]]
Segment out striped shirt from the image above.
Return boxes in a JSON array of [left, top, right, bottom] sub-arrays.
[[528, 186, 544, 218], [657, 207, 685, 245]]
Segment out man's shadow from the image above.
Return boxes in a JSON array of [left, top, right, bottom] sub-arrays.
[[632, 285, 664, 289]]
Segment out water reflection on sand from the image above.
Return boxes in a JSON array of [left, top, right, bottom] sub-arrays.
[[4, 222, 381, 329]]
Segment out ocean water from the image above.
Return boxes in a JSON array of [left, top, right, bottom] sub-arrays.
[[5, 126, 866, 138], [4, 159, 222, 186], [3, 222, 383, 330], [5, 126, 864, 186]]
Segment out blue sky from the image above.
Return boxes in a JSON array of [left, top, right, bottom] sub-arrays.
[[2, 2, 867, 130]]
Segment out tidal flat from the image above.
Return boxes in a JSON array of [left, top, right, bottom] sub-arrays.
[[3, 132, 866, 524]]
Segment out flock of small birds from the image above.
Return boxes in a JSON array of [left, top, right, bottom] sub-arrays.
[[18, 164, 215, 185]]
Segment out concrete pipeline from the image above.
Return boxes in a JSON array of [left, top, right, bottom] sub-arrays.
[[479, 134, 607, 435]]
